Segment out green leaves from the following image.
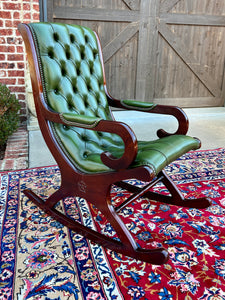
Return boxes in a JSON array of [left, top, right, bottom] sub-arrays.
[[0, 83, 21, 146]]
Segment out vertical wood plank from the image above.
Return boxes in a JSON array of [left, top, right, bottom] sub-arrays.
[[136, 0, 160, 100], [47, 0, 53, 22]]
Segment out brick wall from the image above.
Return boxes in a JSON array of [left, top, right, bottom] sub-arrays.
[[0, 0, 40, 121]]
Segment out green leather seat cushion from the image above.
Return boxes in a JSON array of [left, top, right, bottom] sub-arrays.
[[54, 123, 200, 174]]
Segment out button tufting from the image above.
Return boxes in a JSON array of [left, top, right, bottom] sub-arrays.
[[53, 32, 59, 42], [81, 51, 85, 60], [85, 78, 91, 91], [70, 34, 75, 43], [81, 134, 88, 141], [89, 61, 94, 74], [76, 67, 81, 76], [84, 35, 89, 43], [47, 47, 54, 59], [54, 88, 59, 94], [72, 85, 78, 93], [93, 49, 98, 59], [63, 125, 69, 130], [83, 151, 88, 158], [61, 67, 67, 76], [67, 97, 74, 110], [65, 50, 71, 59], [80, 45, 85, 59]]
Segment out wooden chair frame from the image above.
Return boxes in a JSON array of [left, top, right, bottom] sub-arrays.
[[19, 23, 210, 265]]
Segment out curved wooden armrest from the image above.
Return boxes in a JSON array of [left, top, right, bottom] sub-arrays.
[[97, 120, 138, 170], [106, 90, 189, 137], [148, 104, 189, 137], [42, 106, 138, 170]]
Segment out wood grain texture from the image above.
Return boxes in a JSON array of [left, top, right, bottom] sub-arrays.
[[47, 0, 225, 107]]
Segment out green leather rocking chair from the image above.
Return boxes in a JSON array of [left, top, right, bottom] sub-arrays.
[[18, 22, 211, 265]]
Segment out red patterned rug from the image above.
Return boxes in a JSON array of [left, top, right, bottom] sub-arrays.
[[1, 148, 225, 300]]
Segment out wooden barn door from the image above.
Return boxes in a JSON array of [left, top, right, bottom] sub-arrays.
[[46, 0, 225, 107]]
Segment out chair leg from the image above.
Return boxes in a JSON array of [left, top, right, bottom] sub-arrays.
[[115, 170, 211, 209], [159, 170, 211, 208], [23, 188, 169, 264]]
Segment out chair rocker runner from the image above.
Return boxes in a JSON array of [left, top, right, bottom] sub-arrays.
[[18, 22, 211, 265]]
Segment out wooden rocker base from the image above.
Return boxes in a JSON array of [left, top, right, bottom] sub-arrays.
[[23, 189, 169, 265], [23, 170, 211, 265], [115, 170, 211, 212]]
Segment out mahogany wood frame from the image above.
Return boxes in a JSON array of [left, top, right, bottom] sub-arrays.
[[18, 23, 211, 265]]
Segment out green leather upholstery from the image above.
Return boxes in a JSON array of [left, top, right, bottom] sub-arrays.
[[121, 100, 157, 111], [29, 22, 200, 174]]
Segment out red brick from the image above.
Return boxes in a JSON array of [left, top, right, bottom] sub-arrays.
[[23, 3, 31, 10], [0, 45, 15, 52], [8, 54, 24, 61], [3, 2, 21, 10], [0, 37, 6, 44], [23, 13, 31, 20], [0, 0, 39, 125], [8, 86, 25, 93], [0, 70, 7, 77], [0, 11, 11, 19], [13, 11, 20, 19], [32, 13, 40, 21], [0, 29, 13, 36], [18, 78, 25, 85], [18, 94, 25, 101], [33, 4, 40, 12], [17, 62, 25, 69], [5, 20, 21, 28], [0, 78, 16, 85], [16, 45, 24, 53], [0, 62, 15, 69], [8, 70, 24, 77], [5, 20, 13, 27], [7, 37, 16, 44]]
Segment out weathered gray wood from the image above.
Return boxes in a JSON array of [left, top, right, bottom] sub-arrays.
[[161, 13, 225, 27], [158, 22, 222, 98], [154, 97, 223, 107], [160, 0, 181, 14], [103, 22, 139, 63], [136, 0, 160, 100], [53, 6, 139, 22], [46, 0, 225, 107], [122, 0, 140, 11], [47, 1, 53, 22], [222, 68, 225, 107]]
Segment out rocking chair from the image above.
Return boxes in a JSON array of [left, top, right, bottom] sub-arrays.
[[18, 22, 211, 265]]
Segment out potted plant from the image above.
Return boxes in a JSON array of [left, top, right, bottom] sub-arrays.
[[0, 83, 21, 159]]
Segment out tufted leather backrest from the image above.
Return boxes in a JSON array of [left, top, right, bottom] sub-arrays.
[[28, 22, 123, 173]]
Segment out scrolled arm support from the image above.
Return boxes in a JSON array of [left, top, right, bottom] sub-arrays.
[[149, 105, 189, 137], [106, 92, 189, 138], [42, 104, 138, 171], [97, 120, 138, 170]]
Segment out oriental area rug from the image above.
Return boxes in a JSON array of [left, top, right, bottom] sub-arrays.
[[1, 148, 225, 300]]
